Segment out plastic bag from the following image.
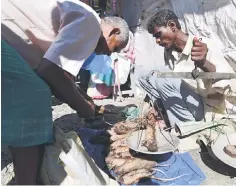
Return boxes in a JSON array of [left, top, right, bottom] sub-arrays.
[[40, 125, 119, 185]]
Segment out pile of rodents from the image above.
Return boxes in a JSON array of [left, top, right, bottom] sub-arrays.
[[89, 111, 182, 185]]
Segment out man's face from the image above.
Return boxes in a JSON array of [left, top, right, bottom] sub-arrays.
[[94, 24, 125, 56], [152, 25, 176, 49]]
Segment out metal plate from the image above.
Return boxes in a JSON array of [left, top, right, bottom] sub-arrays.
[[126, 129, 180, 155], [211, 133, 236, 169]]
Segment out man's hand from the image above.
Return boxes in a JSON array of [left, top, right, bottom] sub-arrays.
[[191, 37, 216, 72], [191, 37, 208, 67]]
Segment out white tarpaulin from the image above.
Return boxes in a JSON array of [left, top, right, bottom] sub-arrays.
[[171, 0, 236, 70], [121, 0, 236, 70]]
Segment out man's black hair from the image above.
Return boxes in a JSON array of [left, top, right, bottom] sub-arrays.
[[147, 9, 181, 33]]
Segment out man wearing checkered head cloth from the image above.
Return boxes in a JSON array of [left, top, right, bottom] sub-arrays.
[[1, 0, 129, 184]]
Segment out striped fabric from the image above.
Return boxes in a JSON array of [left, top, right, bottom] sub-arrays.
[[1, 39, 54, 147]]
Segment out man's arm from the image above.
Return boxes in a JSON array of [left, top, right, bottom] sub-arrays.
[[76, 84, 93, 102], [36, 58, 95, 118], [200, 60, 216, 72]]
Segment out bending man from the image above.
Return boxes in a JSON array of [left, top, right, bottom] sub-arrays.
[[1, 0, 129, 184]]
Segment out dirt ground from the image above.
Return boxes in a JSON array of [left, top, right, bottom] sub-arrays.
[[1, 97, 236, 185]]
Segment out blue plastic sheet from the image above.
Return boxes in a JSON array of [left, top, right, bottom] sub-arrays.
[[77, 127, 206, 185], [81, 53, 114, 86], [82, 53, 113, 75], [81, 53, 96, 70]]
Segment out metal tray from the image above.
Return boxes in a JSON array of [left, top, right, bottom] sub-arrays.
[[126, 129, 180, 155], [211, 133, 236, 169]]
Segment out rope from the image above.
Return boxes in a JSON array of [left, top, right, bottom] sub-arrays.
[[214, 104, 235, 145]]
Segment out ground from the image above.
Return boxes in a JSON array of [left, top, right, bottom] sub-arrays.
[[1, 97, 236, 185]]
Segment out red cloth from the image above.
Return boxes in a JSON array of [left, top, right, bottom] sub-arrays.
[[121, 31, 135, 64]]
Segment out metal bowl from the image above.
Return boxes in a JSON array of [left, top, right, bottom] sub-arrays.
[[126, 129, 180, 155], [211, 133, 236, 169]]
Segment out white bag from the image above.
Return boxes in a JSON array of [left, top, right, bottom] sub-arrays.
[[112, 53, 131, 85], [40, 125, 119, 185]]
